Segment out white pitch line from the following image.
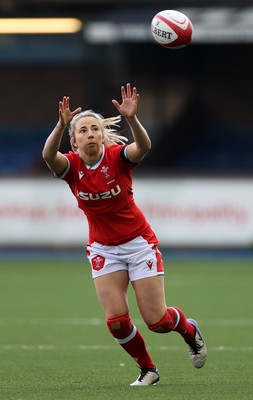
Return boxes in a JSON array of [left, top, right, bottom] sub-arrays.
[[0, 318, 253, 326], [0, 318, 103, 326], [0, 345, 253, 352]]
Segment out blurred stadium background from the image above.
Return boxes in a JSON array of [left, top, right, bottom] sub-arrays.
[[1, 0, 253, 253], [1, 3, 253, 399]]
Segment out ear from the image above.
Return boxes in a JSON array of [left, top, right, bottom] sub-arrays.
[[71, 137, 78, 151]]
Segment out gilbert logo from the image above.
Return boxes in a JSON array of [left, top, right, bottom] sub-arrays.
[[146, 261, 153, 270]]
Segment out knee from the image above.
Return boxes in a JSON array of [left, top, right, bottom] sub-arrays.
[[147, 307, 179, 333], [106, 314, 136, 343]]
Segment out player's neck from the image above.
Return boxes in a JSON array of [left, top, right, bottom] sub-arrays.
[[80, 147, 104, 168]]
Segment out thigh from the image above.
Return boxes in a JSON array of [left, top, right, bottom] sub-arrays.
[[131, 276, 167, 326], [126, 237, 164, 282], [94, 270, 130, 318]]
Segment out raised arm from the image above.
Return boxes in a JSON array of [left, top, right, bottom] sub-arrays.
[[42, 96, 82, 174], [112, 83, 151, 163]]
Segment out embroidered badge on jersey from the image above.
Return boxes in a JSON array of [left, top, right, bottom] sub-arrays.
[[100, 166, 110, 179], [100, 164, 116, 185]]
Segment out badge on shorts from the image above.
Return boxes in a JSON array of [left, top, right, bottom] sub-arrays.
[[146, 260, 153, 269], [91, 255, 105, 271]]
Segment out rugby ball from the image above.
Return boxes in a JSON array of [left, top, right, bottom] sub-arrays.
[[151, 10, 193, 49]]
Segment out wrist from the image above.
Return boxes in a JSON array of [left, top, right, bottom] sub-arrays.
[[57, 120, 68, 129], [125, 115, 139, 127], [125, 114, 137, 123]]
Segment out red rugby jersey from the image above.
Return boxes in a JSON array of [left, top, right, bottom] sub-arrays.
[[59, 144, 158, 246]]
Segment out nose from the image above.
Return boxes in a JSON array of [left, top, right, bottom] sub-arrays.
[[88, 130, 94, 138]]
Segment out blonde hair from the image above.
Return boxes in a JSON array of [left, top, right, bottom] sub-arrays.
[[68, 110, 128, 152]]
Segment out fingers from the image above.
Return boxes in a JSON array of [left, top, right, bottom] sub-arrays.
[[121, 83, 138, 100], [59, 97, 81, 114], [59, 96, 69, 111], [121, 86, 126, 100], [126, 83, 131, 98], [73, 107, 82, 115], [112, 99, 120, 110]]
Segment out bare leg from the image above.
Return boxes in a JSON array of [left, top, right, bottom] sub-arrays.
[[94, 270, 156, 369]]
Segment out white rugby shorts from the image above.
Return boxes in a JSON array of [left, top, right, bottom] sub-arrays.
[[86, 236, 164, 281]]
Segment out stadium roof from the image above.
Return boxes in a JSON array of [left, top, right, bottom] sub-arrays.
[[1, 1, 253, 44], [1, 0, 253, 11]]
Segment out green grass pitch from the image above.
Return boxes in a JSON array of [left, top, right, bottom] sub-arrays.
[[0, 253, 253, 400]]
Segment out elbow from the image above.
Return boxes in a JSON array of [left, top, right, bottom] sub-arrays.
[[145, 138, 152, 154], [140, 140, 151, 160], [42, 147, 52, 164], [42, 148, 48, 162]]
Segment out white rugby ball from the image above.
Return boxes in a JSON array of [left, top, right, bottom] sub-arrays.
[[151, 10, 193, 49]]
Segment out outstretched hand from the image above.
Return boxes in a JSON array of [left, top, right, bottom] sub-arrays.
[[59, 96, 82, 127], [112, 83, 140, 119]]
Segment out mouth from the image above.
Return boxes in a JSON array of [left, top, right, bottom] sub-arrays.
[[85, 142, 97, 151]]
